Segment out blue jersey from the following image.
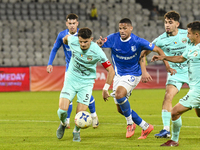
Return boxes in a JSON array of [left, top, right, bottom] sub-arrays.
[[47, 28, 79, 71], [102, 32, 155, 76]]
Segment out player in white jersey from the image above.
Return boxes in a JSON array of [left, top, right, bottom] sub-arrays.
[[96, 18, 175, 139], [56, 27, 115, 142], [152, 21, 200, 147], [47, 13, 99, 129], [141, 11, 189, 138]]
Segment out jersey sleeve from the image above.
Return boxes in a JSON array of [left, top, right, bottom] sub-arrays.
[[48, 32, 63, 65], [101, 33, 115, 48], [140, 38, 155, 51]]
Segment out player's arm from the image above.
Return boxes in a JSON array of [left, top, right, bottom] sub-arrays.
[[139, 52, 152, 83], [152, 55, 186, 63], [47, 33, 62, 73], [152, 46, 177, 75], [102, 60, 115, 102], [62, 34, 70, 45]]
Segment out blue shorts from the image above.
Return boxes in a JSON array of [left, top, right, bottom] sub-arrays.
[[60, 75, 94, 106], [166, 73, 189, 91], [179, 88, 200, 109]]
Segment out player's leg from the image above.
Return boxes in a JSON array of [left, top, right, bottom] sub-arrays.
[[65, 102, 73, 129], [88, 95, 99, 128], [57, 97, 71, 139], [161, 102, 189, 146], [73, 83, 93, 142], [155, 84, 178, 138], [57, 78, 76, 139]]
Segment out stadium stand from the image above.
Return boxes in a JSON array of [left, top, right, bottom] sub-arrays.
[[0, 0, 198, 66]]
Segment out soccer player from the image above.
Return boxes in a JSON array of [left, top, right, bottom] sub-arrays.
[[47, 13, 99, 129], [96, 18, 174, 139], [57, 27, 115, 142], [142, 11, 189, 138], [151, 21, 200, 147]]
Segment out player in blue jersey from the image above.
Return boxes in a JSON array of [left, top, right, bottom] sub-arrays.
[[152, 21, 200, 147], [96, 18, 174, 139], [57, 27, 115, 142], [47, 14, 99, 130], [141, 11, 190, 138]]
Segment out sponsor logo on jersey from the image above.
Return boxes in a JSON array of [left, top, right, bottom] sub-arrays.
[[103, 37, 107, 42], [149, 43, 153, 47], [87, 56, 93, 61], [131, 46, 136, 52], [115, 49, 121, 51], [182, 38, 187, 43], [194, 51, 198, 57]]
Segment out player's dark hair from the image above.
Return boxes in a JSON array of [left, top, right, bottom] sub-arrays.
[[66, 13, 78, 21], [78, 27, 92, 39], [164, 10, 180, 22], [119, 18, 132, 25], [187, 21, 200, 33]]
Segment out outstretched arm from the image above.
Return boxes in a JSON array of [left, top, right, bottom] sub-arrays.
[[152, 46, 177, 75], [151, 55, 186, 63]]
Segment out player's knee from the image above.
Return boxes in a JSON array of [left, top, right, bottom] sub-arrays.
[[115, 92, 124, 99], [164, 93, 173, 102]]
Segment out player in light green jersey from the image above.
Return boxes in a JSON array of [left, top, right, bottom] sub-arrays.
[[141, 11, 190, 138], [152, 21, 200, 147], [56, 27, 115, 142]]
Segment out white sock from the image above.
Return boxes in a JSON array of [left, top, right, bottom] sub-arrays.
[[139, 120, 149, 130], [126, 115, 133, 125], [91, 112, 97, 117]]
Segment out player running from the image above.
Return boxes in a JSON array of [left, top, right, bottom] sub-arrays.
[[96, 18, 174, 139]]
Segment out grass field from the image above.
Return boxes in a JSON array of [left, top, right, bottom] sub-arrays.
[[1, 88, 200, 150]]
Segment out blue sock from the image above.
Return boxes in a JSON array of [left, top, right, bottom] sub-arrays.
[[88, 95, 96, 113], [67, 102, 73, 119], [116, 97, 131, 117], [57, 108, 68, 124], [131, 109, 142, 125]]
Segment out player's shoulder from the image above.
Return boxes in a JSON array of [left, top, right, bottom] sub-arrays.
[[58, 29, 69, 38], [178, 28, 188, 34]]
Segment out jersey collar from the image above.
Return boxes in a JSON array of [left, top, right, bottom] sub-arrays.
[[120, 36, 131, 42]]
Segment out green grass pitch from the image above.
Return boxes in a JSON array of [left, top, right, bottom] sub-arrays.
[[0, 88, 200, 150]]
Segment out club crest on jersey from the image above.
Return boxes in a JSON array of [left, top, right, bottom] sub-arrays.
[[131, 46, 136, 52], [87, 56, 93, 61], [193, 51, 198, 57], [182, 38, 187, 43]]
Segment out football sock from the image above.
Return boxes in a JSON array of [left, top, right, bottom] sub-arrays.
[[162, 110, 171, 131], [88, 95, 96, 114], [67, 102, 73, 119], [57, 108, 68, 125], [131, 109, 142, 125], [171, 117, 182, 142], [74, 125, 81, 132], [116, 97, 131, 117], [139, 120, 149, 130]]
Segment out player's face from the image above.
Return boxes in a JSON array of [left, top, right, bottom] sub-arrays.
[[78, 36, 93, 50], [66, 19, 79, 34], [187, 28, 196, 44], [119, 23, 133, 40], [164, 18, 179, 36]]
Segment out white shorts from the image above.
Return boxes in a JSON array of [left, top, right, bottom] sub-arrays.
[[112, 75, 141, 104]]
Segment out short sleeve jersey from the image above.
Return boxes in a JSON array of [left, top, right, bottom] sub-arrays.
[[182, 43, 200, 88], [67, 36, 109, 81], [102, 32, 155, 76], [153, 29, 189, 74]]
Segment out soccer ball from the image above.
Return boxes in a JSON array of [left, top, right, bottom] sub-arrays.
[[74, 111, 92, 129]]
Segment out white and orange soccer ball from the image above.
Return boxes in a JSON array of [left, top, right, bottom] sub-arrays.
[[74, 111, 92, 129]]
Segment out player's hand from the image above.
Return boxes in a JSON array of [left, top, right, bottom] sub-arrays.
[[102, 90, 110, 102], [96, 36, 105, 47], [141, 71, 153, 83], [167, 68, 177, 76], [151, 55, 164, 62], [47, 65, 53, 73]]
